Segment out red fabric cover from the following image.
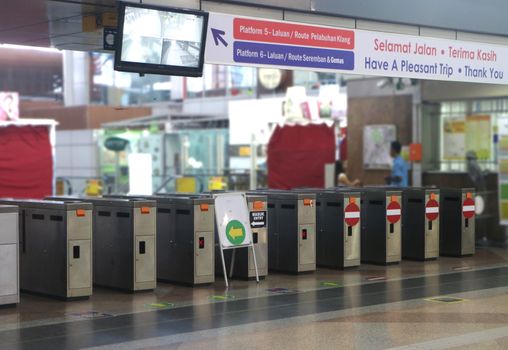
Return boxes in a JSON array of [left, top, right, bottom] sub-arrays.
[[0, 125, 53, 199], [267, 123, 335, 189]]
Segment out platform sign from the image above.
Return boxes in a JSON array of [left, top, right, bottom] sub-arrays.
[[206, 13, 355, 73], [206, 12, 508, 84], [214, 192, 259, 287]]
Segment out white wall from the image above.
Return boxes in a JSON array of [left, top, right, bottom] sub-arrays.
[[55, 129, 99, 194]]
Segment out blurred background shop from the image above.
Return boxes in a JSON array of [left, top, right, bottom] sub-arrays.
[[1, 44, 505, 244], [0, 2, 506, 248], [2, 2, 508, 348]]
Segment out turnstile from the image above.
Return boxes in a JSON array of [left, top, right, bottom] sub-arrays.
[[0, 205, 19, 306], [353, 188, 402, 265], [233, 195, 268, 278], [164, 192, 268, 280], [154, 194, 216, 285], [439, 188, 476, 257], [0, 200, 92, 299], [47, 197, 157, 292], [250, 190, 316, 274], [299, 189, 361, 269], [401, 188, 440, 260]]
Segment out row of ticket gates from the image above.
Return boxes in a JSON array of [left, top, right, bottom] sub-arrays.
[[0, 187, 476, 306]]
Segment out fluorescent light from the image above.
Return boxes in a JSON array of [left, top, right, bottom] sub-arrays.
[[0, 44, 61, 53]]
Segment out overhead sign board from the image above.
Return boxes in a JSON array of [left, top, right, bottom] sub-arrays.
[[206, 12, 508, 84]]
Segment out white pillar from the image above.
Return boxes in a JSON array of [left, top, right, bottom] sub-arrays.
[[63, 51, 90, 106]]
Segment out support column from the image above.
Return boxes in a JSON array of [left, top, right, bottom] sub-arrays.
[[63, 51, 91, 106]]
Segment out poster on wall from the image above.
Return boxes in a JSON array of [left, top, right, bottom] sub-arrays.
[[466, 114, 491, 160], [497, 117, 508, 225], [0, 92, 19, 121], [442, 116, 465, 160], [363, 124, 396, 169]]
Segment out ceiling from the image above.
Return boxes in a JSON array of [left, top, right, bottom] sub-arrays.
[[3, 0, 508, 53], [0, 0, 117, 51]]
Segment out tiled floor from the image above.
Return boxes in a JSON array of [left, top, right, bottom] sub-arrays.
[[1, 246, 508, 349]]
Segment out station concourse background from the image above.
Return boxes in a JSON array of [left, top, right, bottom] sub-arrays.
[[0, 1, 507, 350]]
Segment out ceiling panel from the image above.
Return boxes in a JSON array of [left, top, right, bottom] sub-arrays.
[[0, 0, 115, 49]]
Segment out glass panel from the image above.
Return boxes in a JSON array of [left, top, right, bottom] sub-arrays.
[[91, 52, 171, 105]]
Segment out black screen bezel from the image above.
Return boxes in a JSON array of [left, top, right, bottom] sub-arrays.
[[114, 1, 209, 77]]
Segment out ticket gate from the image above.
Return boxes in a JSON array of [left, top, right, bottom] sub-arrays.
[[298, 189, 361, 269], [0, 199, 92, 300], [0, 205, 19, 306], [164, 192, 268, 280], [231, 195, 268, 279], [154, 194, 216, 285], [401, 188, 440, 260], [250, 190, 316, 274], [439, 188, 476, 257], [47, 197, 157, 292], [353, 188, 402, 265]]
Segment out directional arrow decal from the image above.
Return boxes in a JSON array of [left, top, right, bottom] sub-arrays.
[[211, 28, 228, 47], [228, 227, 244, 239]]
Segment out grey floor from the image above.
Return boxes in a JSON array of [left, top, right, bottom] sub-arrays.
[[1, 246, 508, 349]]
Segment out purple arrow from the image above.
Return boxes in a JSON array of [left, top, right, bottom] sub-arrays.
[[211, 28, 228, 47]]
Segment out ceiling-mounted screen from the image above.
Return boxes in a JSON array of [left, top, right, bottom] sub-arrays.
[[114, 2, 208, 77]]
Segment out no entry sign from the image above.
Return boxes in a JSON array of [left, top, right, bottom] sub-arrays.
[[463, 197, 475, 219], [387, 201, 401, 224], [425, 199, 439, 221], [344, 202, 360, 226]]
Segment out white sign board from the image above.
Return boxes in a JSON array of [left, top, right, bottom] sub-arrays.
[[206, 12, 508, 84], [214, 192, 253, 248], [128, 153, 153, 195]]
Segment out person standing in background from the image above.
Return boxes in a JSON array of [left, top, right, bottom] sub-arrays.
[[386, 141, 408, 187], [335, 160, 362, 187]]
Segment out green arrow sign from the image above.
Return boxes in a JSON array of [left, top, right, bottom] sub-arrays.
[[225, 220, 246, 245]]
